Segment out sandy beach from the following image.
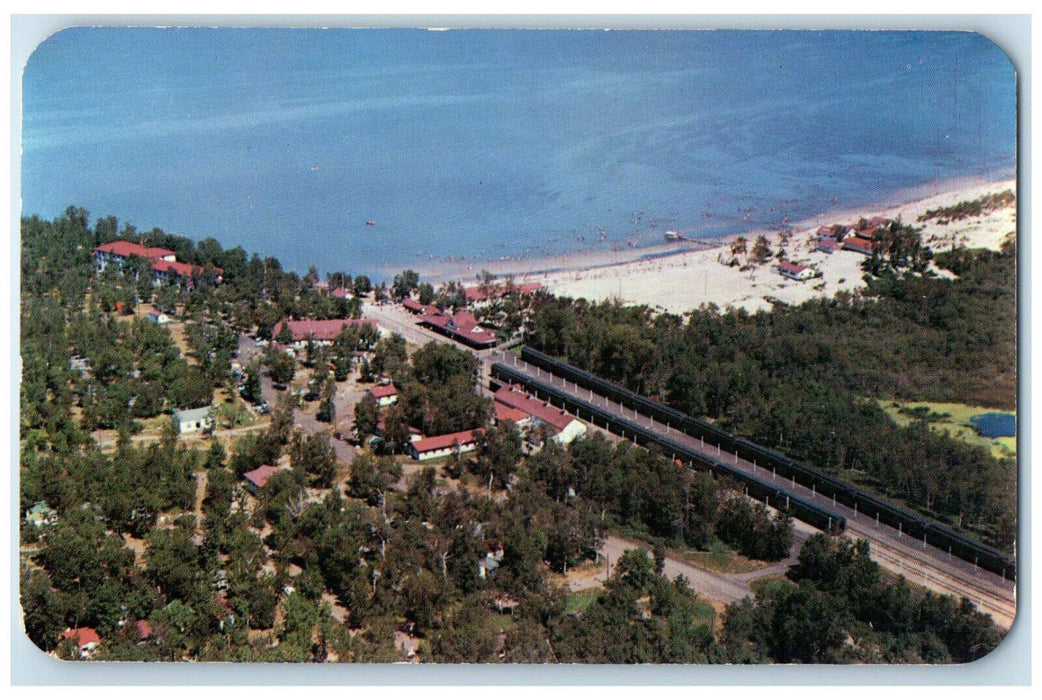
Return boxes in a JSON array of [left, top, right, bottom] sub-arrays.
[[424, 177, 1016, 315]]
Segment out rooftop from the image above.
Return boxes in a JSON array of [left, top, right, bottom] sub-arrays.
[[243, 465, 284, 490], [152, 259, 209, 278], [778, 260, 808, 274], [462, 281, 544, 302], [93, 240, 175, 260], [411, 429, 482, 454], [419, 311, 497, 347], [174, 406, 213, 422], [61, 627, 100, 648], [494, 385, 575, 432], [843, 237, 875, 253], [369, 383, 398, 398], [273, 318, 378, 342], [494, 402, 530, 424]]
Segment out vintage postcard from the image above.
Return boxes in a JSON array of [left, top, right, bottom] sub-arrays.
[[16, 22, 1019, 674]]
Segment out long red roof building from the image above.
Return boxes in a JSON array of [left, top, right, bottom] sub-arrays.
[[92, 240, 222, 281], [272, 318, 378, 343], [93, 240, 176, 260], [408, 429, 484, 461]]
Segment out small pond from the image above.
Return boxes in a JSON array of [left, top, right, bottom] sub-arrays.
[[969, 412, 1016, 438]]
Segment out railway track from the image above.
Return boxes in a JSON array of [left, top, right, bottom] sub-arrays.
[[486, 349, 1017, 628], [853, 527, 1016, 628]]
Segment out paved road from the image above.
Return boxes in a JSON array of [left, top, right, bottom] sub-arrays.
[[582, 526, 812, 607], [596, 535, 754, 604], [489, 349, 1017, 629], [361, 301, 465, 350], [574, 497, 816, 607]]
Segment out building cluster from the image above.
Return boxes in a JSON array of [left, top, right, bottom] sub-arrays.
[[773, 216, 899, 283], [403, 299, 498, 348], [814, 216, 896, 256], [362, 378, 587, 463], [397, 281, 543, 349], [92, 240, 223, 285]]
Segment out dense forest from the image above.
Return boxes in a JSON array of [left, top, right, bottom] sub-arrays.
[[526, 240, 1017, 550], [19, 207, 1006, 663]]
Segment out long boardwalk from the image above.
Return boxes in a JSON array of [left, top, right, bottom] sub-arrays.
[[485, 349, 1017, 629]]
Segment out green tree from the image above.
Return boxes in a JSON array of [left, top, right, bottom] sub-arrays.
[[353, 393, 379, 439], [347, 453, 401, 507], [316, 376, 337, 424], [411, 341, 477, 385], [751, 235, 772, 263], [20, 569, 63, 652], [352, 274, 372, 296], [474, 421, 522, 488], [290, 431, 338, 488], [391, 269, 420, 300], [267, 350, 296, 386], [241, 362, 263, 404], [144, 527, 203, 603]]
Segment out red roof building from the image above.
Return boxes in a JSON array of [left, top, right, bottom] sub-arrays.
[[515, 282, 544, 295], [330, 286, 352, 299], [93, 240, 176, 261], [842, 237, 875, 255], [369, 384, 398, 399], [151, 259, 202, 278], [463, 286, 490, 303], [93, 241, 221, 283], [272, 318, 378, 343], [816, 239, 842, 254], [368, 383, 399, 406], [494, 386, 574, 432], [777, 260, 815, 281], [418, 311, 497, 348], [493, 385, 588, 446], [61, 627, 101, 653], [494, 402, 529, 424], [462, 281, 544, 303], [402, 298, 442, 316], [409, 429, 483, 461], [242, 465, 284, 492]]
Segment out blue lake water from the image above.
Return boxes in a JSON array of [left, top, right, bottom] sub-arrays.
[[21, 28, 1016, 279], [969, 413, 1017, 439]]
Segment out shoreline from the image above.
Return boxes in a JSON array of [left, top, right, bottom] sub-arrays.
[[416, 174, 1015, 315], [406, 173, 1015, 290]]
